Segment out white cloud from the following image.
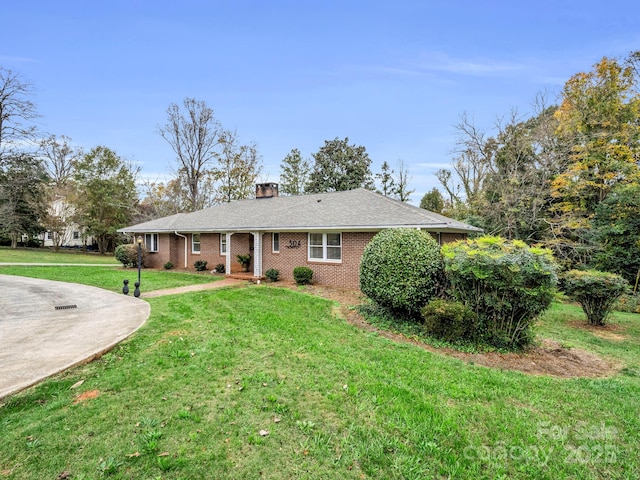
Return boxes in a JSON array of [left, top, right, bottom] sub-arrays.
[[0, 55, 37, 64], [355, 52, 527, 79], [413, 52, 526, 77]]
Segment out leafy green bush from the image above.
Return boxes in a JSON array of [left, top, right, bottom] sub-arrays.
[[293, 266, 313, 285], [115, 243, 146, 268], [562, 269, 629, 326], [164, 261, 174, 270], [194, 260, 208, 272], [421, 299, 479, 342], [359, 228, 443, 316], [236, 254, 251, 266], [614, 294, 640, 314], [215, 263, 225, 274], [265, 268, 280, 282], [25, 238, 43, 248], [442, 236, 557, 349]]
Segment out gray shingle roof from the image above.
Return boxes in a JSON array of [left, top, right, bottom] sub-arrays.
[[120, 188, 482, 234]]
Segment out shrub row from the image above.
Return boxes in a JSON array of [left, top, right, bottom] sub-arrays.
[[360, 230, 632, 349], [359, 231, 557, 349]]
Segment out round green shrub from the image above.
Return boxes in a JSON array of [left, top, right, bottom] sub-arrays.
[[421, 299, 479, 342], [194, 260, 208, 272], [562, 269, 629, 326], [265, 268, 280, 282], [114, 243, 146, 268], [442, 236, 557, 349], [215, 263, 226, 274], [164, 261, 174, 270], [359, 228, 443, 315], [293, 266, 313, 285]]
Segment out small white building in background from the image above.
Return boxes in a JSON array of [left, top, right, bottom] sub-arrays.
[[39, 196, 95, 249]]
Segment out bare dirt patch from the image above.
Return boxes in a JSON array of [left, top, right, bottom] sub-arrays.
[[443, 339, 617, 378], [290, 284, 618, 379], [73, 389, 100, 404], [567, 320, 627, 341]]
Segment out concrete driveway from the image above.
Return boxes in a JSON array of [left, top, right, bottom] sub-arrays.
[[0, 274, 150, 400]]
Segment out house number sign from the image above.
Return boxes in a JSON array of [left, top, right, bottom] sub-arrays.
[[286, 240, 301, 249]]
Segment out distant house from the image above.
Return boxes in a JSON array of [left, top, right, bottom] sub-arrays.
[[40, 196, 94, 249], [118, 184, 481, 288]]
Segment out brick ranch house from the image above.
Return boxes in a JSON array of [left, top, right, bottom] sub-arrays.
[[119, 184, 481, 289]]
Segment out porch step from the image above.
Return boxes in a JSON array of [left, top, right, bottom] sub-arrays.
[[225, 273, 265, 282]]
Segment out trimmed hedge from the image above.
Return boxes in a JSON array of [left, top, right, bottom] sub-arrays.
[[562, 269, 629, 326], [359, 228, 443, 315], [442, 236, 557, 349]]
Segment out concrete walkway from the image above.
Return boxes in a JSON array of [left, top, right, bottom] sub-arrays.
[[142, 278, 244, 298], [0, 274, 150, 400]]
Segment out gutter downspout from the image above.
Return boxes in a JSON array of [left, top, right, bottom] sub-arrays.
[[174, 231, 188, 268]]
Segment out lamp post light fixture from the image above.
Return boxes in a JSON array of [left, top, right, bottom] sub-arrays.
[[134, 235, 143, 297]]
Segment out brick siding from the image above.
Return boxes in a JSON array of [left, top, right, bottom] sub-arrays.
[[145, 230, 467, 288], [262, 232, 376, 289]]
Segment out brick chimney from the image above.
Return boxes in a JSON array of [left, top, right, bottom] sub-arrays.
[[256, 183, 279, 198]]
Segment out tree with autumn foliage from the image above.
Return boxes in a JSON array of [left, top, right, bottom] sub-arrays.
[[437, 51, 640, 280], [548, 53, 640, 267]]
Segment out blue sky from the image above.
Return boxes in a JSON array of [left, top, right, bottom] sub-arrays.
[[2, 0, 639, 203]]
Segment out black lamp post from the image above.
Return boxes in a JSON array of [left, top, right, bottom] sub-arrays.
[[134, 235, 143, 297]]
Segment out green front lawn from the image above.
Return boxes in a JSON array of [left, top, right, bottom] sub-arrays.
[[0, 247, 119, 264], [0, 265, 222, 293], [1, 282, 639, 479]]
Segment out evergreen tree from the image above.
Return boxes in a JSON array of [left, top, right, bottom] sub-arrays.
[[279, 148, 310, 196], [306, 137, 374, 193]]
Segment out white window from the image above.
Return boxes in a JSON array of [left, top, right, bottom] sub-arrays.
[[45, 231, 51, 240], [73, 231, 80, 240], [192, 233, 201, 253], [145, 233, 159, 252], [272, 232, 280, 253], [220, 234, 227, 254], [308, 233, 341, 262]]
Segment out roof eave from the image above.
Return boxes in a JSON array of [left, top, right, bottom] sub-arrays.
[[119, 224, 482, 234]]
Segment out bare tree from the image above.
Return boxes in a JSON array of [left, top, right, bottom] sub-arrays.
[[448, 113, 496, 205], [215, 130, 262, 203], [393, 159, 415, 202], [0, 67, 39, 163], [39, 134, 82, 187], [158, 98, 223, 210]]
